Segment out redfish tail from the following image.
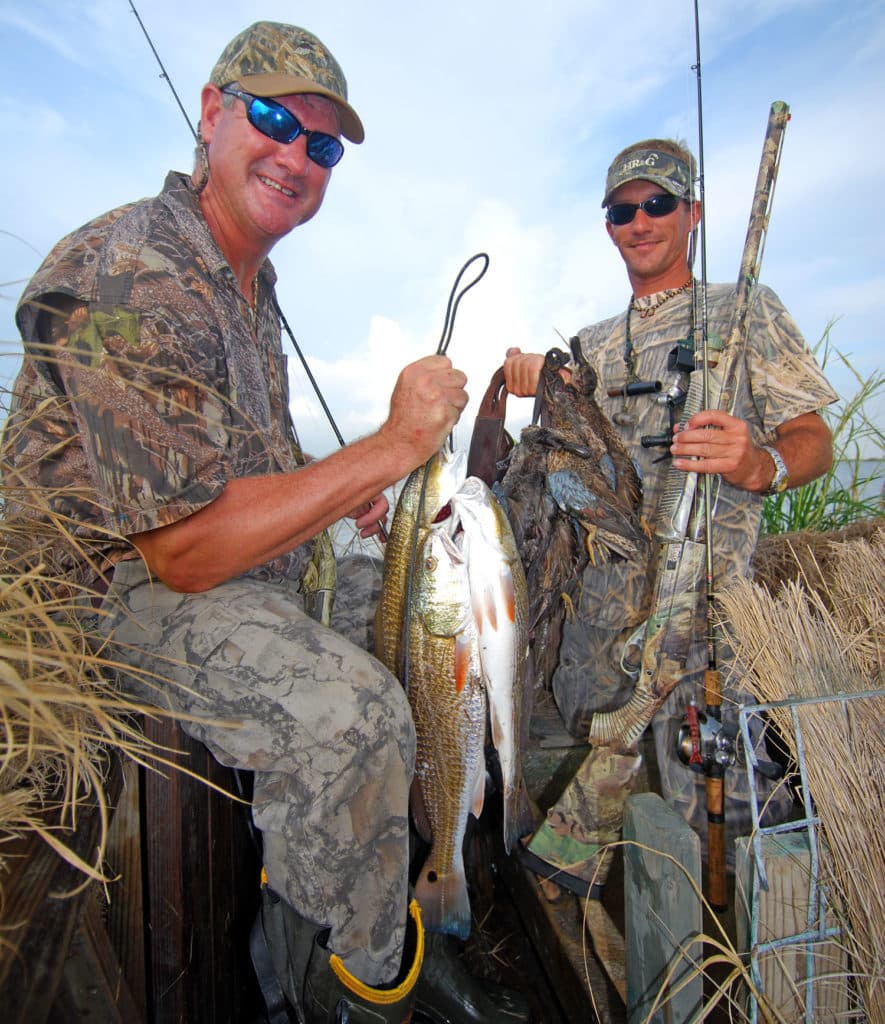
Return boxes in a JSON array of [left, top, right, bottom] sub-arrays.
[[414, 857, 471, 941]]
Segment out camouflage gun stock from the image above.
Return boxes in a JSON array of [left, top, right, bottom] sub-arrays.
[[589, 101, 791, 750]]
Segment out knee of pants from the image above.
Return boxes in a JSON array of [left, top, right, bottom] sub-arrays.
[[371, 666, 417, 784]]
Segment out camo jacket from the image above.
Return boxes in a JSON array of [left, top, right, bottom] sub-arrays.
[[574, 282, 838, 633], [7, 171, 315, 589]]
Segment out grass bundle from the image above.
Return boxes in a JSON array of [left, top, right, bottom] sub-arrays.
[[718, 531, 884, 1022], [0, 509, 173, 898]]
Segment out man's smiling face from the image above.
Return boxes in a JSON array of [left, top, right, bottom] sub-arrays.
[[200, 87, 339, 251], [605, 178, 699, 296]]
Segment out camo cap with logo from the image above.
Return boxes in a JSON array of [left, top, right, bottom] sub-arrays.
[[209, 21, 364, 143], [601, 146, 695, 206]]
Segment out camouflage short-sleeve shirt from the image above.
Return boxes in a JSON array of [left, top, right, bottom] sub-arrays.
[[573, 282, 838, 630], [7, 171, 314, 587]]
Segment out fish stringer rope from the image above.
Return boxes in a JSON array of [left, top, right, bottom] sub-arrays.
[[436, 253, 490, 356], [400, 253, 490, 694]]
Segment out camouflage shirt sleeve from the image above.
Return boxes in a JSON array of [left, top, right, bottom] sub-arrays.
[[742, 285, 838, 439]]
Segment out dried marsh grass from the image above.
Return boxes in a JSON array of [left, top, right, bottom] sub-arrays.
[[0, 385, 186, 901], [719, 530, 885, 1022], [0, 520, 162, 897]]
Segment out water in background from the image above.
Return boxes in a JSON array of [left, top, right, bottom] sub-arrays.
[[837, 459, 883, 504]]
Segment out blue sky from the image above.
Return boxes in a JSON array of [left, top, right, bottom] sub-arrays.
[[1, 0, 882, 460]]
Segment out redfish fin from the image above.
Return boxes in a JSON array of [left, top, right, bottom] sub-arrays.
[[414, 857, 471, 940], [471, 760, 486, 819], [502, 777, 537, 855]]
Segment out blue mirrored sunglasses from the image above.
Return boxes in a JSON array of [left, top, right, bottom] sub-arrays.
[[222, 87, 344, 169], [605, 193, 684, 226]]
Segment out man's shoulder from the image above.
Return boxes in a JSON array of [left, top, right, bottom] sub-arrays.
[[19, 173, 211, 318], [707, 280, 787, 311], [576, 308, 624, 342]]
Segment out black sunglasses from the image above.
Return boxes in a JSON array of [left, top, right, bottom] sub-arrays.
[[605, 193, 684, 226], [222, 87, 344, 169]]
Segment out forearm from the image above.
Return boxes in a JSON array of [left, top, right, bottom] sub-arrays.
[[112, 351, 465, 590], [760, 412, 834, 491], [131, 430, 416, 591]]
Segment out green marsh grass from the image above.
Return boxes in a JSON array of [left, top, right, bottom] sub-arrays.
[[762, 331, 883, 535]]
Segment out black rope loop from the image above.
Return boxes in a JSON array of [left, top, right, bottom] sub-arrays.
[[436, 252, 490, 356], [402, 253, 490, 692]]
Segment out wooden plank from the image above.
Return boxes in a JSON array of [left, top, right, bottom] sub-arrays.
[[0, 754, 121, 1023], [512, 705, 645, 1023], [623, 793, 702, 1024], [47, 888, 143, 1023], [141, 715, 262, 1024], [104, 758, 147, 1017], [499, 850, 622, 1024], [583, 899, 626, 1004], [735, 833, 851, 1021]]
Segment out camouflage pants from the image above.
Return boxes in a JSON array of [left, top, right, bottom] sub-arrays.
[[553, 623, 792, 858], [98, 555, 414, 987]]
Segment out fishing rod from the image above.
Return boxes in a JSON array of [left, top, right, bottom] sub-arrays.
[[691, 0, 730, 913], [128, 1, 197, 141], [588, 6, 791, 913], [681, 3, 793, 912]]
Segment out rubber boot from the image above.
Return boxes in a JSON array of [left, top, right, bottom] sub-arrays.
[[302, 907, 422, 1023], [255, 883, 424, 1024], [414, 931, 531, 1024], [520, 744, 642, 898], [252, 883, 321, 1023]]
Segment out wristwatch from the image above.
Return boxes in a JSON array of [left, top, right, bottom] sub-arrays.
[[760, 445, 789, 495]]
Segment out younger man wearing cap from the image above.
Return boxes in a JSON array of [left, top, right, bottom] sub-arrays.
[[6, 20, 525, 1024], [504, 137, 836, 887]]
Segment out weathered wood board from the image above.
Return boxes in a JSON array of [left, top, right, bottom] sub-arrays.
[[623, 793, 702, 1024]]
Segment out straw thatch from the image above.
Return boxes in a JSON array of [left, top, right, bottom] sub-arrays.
[[750, 515, 883, 604], [720, 528, 884, 1022]]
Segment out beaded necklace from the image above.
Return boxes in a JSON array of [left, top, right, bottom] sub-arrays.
[[622, 279, 693, 383]]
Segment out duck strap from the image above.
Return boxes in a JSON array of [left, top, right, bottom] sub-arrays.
[[466, 366, 513, 487]]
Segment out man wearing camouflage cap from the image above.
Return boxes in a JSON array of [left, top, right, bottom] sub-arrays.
[[502, 137, 836, 894], [7, 20, 527, 1024]]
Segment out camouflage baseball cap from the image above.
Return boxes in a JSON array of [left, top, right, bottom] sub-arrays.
[[210, 22, 364, 143], [601, 147, 694, 206]]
